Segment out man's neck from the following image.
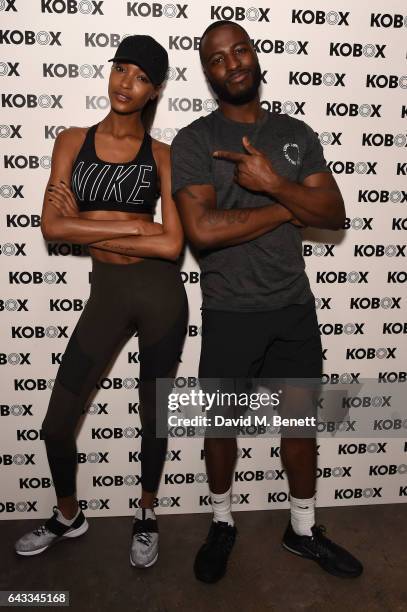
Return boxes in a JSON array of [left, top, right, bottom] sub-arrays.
[[217, 96, 264, 123]]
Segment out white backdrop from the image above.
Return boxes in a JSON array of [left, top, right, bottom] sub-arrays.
[[1, 0, 407, 519]]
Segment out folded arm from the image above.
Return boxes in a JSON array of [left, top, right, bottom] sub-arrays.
[[90, 143, 184, 261], [173, 183, 294, 251], [41, 129, 152, 244], [267, 172, 345, 230]]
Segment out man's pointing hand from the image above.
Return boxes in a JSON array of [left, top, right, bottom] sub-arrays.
[[213, 135, 283, 194]]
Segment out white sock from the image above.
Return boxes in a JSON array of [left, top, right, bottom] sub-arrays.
[[210, 487, 234, 526], [56, 506, 80, 526], [290, 494, 315, 536], [135, 507, 156, 521]]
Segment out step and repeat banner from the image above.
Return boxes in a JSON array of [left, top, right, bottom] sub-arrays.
[[1, 0, 406, 519]]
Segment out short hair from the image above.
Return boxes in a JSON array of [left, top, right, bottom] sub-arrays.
[[199, 20, 250, 62]]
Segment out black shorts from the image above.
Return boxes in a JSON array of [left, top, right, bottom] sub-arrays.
[[198, 298, 322, 437]]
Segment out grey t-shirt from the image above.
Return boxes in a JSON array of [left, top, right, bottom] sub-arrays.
[[171, 109, 331, 312]]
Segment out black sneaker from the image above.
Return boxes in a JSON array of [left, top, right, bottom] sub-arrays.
[[282, 521, 363, 578], [194, 521, 237, 583]]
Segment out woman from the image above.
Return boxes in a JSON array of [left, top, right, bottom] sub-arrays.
[[15, 35, 188, 569]]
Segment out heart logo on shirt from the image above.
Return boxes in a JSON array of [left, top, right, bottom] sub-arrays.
[[283, 143, 300, 166]]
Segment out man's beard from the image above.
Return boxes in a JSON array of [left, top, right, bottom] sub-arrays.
[[207, 61, 262, 105]]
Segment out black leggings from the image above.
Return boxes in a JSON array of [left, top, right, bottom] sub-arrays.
[[42, 257, 188, 498]]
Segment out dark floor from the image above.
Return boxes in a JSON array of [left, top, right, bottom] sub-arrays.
[[1, 504, 406, 612]]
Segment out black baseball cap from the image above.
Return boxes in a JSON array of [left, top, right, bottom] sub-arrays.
[[109, 35, 168, 86]]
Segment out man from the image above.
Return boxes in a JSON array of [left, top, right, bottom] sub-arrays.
[[171, 20, 363, 583]]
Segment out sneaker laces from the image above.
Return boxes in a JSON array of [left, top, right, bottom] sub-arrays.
[[33, 524, 50, 537], [135, 532, 153, 547], [208, 522, 235, 555], [133, 517, 157, 547], [33, 506, 59, 537], [310, 524, 334, 557]]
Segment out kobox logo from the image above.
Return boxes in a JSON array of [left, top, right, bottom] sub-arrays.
[[343, 217, 373, 230], [338, 442, 387, 455], [315, 297, 332, 310], [41, 0, 104, 14], [358, 190, 407, 203], [362, 133, 407, 147], [0, 453, 35, 465], [50, 298, 88, 311], [11, 325, 69, 340], [3, 155, 51, 169], [129, 496, 180, 508], [366, 74, 407, 88], [326, 102, 381, 117], [383, 322, 407, 334], [92, 426, 141, 439], [93, 474, 140, 487], [0, 353, 31, 365], [318, 323, 364, 336], [84, 32, 130, 47], [77, 451, 109, 463], [168, 98, 217, 112], [316, 467, 352, 478], [0, 0, 18, 11], [303, 244, 335, 256], [0, 124, 22, 138], [78, 499, 109, 510], [211, 5, 269, 22], [346, 347, 396, 359], [370, 13, 407, 28], [321, 372, 360, 384], [350, 297, 400, 309], [48, 243, 87, 255], [1, 185, 24, 198], [354, 244, 405, 257], [289, 71, 345, 86], [292, 10, 350, 25], [369, 464, 407, 476], [0, 30, 61, 45], [0, 501, 37, 513], [0, 62, 20, 76], [1, 94, 62, 108], [330, 42, 385, 58], [261, 100, 305, 115], [250, 39, 308, 55], [7, 214, 40, 227], [316, 271, 369, 283], [373, 419, 407, 430], [127, 2, 187, 18], [335, 488, 381, 499], [327, 161, 377, 174], [0, 298, 29, 311], [316, 131, 342, 145], [378, 371, 407, 383], [1, 404, 33, 418], [43, 64, 104, 78], [9, 271, 67, 284], [0, 243, 26, 255]]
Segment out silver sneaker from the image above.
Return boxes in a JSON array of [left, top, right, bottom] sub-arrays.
[[130, 509, 159, 568], [15, 505, 88, 556]]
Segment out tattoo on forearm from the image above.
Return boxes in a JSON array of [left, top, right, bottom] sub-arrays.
[[91, 241, 136, 255], [181, 186, 252, 225], [202, 208, 252, 226], [182, 186, 199, 200]]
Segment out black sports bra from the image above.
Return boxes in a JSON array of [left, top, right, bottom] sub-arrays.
[[70, 123, 158, 214]]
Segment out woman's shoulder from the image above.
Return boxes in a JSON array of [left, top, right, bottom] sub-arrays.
[[151, 137, 170, 170], [54, 126, 88, 146], [53, 126, 90, 160]]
